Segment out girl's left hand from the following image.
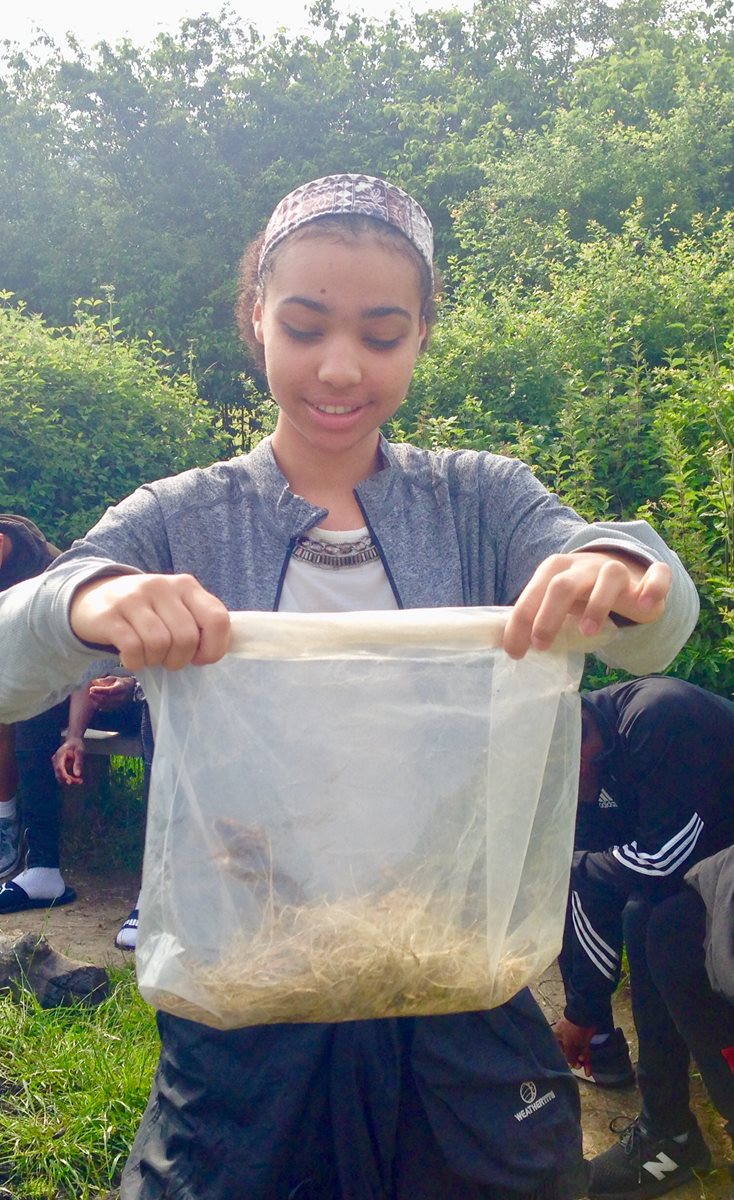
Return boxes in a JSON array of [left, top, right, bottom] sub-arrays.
[[502, 551, 671, 659]]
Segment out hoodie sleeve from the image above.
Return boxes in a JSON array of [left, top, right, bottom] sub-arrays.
[[561, 520, 699, 675], [0, 486, 169, 722]]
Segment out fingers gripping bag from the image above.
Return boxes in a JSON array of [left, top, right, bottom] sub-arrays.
[[136, 607, 591, 1030]]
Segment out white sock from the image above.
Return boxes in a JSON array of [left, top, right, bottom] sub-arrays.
[[13, 866, 65, 900], [0, 796, 17, 820], [116, 894, 142, 950], [590, 1032, 611, 1045]]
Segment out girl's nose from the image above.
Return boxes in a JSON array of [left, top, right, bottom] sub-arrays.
[[317, 338, 363, 388]]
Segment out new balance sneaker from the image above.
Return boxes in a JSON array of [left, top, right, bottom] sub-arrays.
[[0, 814, 22, 878], [588, 1116, 712, 1200], [571, 1027, 635, 1088]]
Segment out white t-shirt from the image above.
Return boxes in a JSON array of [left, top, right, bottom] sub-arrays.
[[278, 526, 397, 613]]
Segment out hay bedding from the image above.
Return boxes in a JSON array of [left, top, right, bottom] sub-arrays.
[[149, 889, 530, 1029]]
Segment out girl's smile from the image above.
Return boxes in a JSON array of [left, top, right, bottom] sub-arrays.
[[252, 232, 426, 478]]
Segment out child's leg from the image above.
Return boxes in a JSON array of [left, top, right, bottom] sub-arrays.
[[623, 895, 694, 1136], [13, 702, 68, 868], [0, 722, 21, 878], [0, 723, 18, 803], [121, 1016, 388, 1198], [3, 701, 75, 907], [647, 887, 734, 1144]]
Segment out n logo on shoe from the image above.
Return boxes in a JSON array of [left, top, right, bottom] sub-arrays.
[[642, 1153, 680, 1181]]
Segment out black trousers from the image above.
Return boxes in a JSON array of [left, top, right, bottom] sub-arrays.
[[558, 883, 622, 1032], [14, 700, 70, 868], [121, 992, 588, 1200], [644, 887, 734, 1143]]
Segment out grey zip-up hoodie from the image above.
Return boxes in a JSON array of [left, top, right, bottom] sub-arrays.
[[0, 436, 698, 721]]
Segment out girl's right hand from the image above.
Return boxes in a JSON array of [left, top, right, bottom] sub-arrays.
[[70, 574, 231, 672]]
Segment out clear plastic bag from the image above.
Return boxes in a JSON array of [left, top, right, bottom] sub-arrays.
[[136, 607, 585, 1029]]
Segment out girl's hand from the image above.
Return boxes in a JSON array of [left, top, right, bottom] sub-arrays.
[[502, 551, 671, 660], [70, 574, 231, 672]]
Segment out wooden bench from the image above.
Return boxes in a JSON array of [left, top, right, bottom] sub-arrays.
[[80, 727, 143, 760]]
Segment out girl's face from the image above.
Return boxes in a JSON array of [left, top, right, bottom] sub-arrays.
[[252, 231, 426, 469]]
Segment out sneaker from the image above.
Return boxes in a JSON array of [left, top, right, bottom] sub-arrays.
[[571, 1028, 636, 1088], [115, 908, 139, 951], [588, 1116, 712, 1200], [0, 815, 22, 878]]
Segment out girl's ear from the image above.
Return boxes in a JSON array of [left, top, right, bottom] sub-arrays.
[[418, 316, 428, 353], [252, 299, 265, 345]]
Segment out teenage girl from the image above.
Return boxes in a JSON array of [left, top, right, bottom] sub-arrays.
[[0, 175, 698, 1199]]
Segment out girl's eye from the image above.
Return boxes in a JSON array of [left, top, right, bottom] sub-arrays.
[[365, 336, 403, 350], [284, 325, 322, 342]]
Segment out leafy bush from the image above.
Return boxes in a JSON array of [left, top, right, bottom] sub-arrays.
[[394, 205, 734, 693], [0, 294, 227, 546]]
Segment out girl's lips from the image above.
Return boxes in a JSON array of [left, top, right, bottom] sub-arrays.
[[308, 400, 365, 414], [305, 399, 368, 427]]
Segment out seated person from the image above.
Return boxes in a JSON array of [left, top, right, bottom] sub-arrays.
[[0, 674, 142, 912], [0, 510, 142, 912], [0, 514, 59, 881], [53, 678, 152, 951]]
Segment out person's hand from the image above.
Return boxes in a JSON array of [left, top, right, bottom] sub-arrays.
[[552, 1016, 598, 1072], [52, 737, 86, 786], [70, 574, 231, 672], [88, 675, 137, 711], [502, 551, 671, 659]]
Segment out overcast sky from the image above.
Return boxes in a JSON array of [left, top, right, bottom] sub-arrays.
[[2, 0, 472, 51]]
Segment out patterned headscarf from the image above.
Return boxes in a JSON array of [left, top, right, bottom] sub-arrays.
[[258, 174, 434, 282]]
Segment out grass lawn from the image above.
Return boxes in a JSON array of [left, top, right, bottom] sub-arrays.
[[0, 968, 157, 1199]]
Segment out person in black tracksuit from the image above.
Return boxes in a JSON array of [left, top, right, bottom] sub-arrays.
[[554, 675, 734, 1200]]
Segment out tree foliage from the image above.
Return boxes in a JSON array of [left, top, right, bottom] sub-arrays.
[[4, 0, 734, 685], [0, 293, 226, 545]]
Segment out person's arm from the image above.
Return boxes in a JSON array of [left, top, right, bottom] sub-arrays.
[[0, 562, 139, 721], [51, 686, 98, 786], [0, 483, 172, 722]]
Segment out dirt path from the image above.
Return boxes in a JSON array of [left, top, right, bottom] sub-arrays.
[[0, 866, 140, 967], [2, 869, 731, 1198]]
